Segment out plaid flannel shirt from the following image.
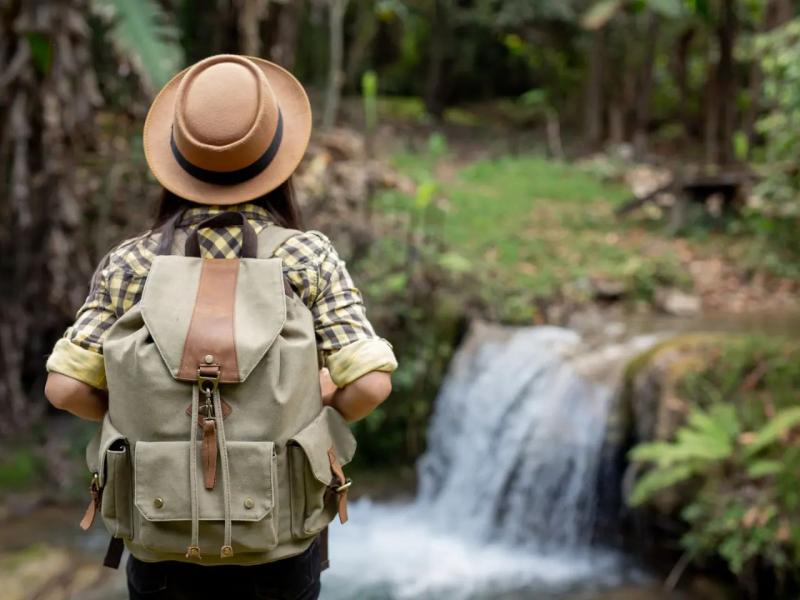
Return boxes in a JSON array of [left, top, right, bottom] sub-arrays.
[[46, 203, 396, 390]]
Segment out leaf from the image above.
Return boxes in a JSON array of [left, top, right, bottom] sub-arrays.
[[647, 0, 684, 18], [734, 131, 749, 161], [25, 33, 53, 75], [415, 181, 438, 210], [747, 459, 782, 478], [581, 0, 624, 30], [745, 407, 800, 457], [438, 252, 472, 274], [687, 0, 710, 20], [628, 464, 694, 506], [91, 0, 184, 94]]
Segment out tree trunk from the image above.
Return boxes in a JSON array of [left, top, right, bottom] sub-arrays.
[[268, 0, 304, 69], [0, 0, 99, 435], [715, 0, 737, 165], [704, 53, 719, 165], [235, 0, 270, 56], [424, 0, 451, 119], [584, 28, 606, 148], [344, 0, 378, 91], [323, 0, 348, 129], [633, 14, 660, 159], [673, 28, 695, 140]]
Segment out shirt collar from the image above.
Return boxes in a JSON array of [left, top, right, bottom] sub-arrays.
[[179, 202, 275, 227]]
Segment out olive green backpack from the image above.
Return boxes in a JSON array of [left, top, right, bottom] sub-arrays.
[[81, 212, 355, 567]]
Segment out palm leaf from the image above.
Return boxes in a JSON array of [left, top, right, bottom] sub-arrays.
[[581, 0, 624, 30], [92, 0, 184, 94]]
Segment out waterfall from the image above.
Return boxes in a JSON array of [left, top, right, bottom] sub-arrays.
[[323, 323, 657, 600]]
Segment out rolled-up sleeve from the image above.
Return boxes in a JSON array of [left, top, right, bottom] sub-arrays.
[[46, 255, 117, 390], [46, 338, 107, 390], [325, 338, 397, 388]]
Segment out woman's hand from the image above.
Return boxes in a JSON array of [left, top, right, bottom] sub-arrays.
[[319, 368, 338, 406], [45, 373, 108, 422], [319, 369, 392, 423]]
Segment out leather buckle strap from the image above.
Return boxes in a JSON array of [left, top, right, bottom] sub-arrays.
[[79, 473, 101, 531], [327, 448, 350, 524]]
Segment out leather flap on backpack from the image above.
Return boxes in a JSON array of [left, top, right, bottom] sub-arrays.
[[141, 256, 286, 383], [289, 407, 357, 485], [134, 440, 275, 522]]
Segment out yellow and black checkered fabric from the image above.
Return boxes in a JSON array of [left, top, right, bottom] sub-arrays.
[[66, 203, 380, 356]]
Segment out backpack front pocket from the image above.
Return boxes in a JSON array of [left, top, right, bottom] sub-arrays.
[[133, 440, 278, 554], [288, 407, 357, 539]]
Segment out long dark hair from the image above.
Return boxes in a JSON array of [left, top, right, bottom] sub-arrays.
[[152, 178, 303, 230]]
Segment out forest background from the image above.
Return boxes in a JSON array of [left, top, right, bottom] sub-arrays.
[[2, 0, 800, 597]]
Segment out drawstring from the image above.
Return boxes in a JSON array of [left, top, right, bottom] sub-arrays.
[[212, 386, 234, 558], [186, 384, 202, 559]]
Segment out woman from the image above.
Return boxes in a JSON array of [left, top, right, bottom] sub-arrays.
[[44, 54, 396, 599]]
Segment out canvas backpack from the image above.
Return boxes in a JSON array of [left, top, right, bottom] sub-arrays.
[[81, 212, 356, 567]]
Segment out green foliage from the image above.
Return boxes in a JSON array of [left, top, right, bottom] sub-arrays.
[[0, 448, 41, 491], [754, 18, 800, 218], [362, 70, 379, 133], [25, 33, 53, 75], [92, 0, 184, 93], [628, 335, 800, 586]]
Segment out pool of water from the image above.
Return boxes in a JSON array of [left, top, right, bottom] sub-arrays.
[[321, 499, 652, 600]]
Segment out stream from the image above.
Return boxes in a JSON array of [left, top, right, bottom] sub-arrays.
[[8, 316, 787, 599]]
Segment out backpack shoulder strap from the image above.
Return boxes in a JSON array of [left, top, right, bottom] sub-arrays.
[[258, 225, 302, 258]]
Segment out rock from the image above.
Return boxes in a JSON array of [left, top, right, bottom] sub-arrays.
[[622, 334, 724, 515], [655, 287, 702, 316], [0, 544, 116, 600], [591, 277, 628, 301], [0, 545, 70, 600]]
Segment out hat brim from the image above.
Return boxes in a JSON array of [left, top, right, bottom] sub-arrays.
[[143, 57, 312, 206]]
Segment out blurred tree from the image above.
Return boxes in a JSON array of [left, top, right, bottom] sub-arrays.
[[323, 0, 350, 127], [0, 0, 101, 434], [266, 0, 305, 69]]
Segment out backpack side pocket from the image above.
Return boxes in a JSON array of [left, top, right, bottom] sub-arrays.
[[288, 407, 356, 539], [101, 440, 133, 539]]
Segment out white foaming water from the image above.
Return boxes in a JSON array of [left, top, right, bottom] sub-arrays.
[[323, 325, 656, 600]]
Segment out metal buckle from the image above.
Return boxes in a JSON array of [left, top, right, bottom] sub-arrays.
[[335, 478, 352, 493], [197, 368, 220, 394]]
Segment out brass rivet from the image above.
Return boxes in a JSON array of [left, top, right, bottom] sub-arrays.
[[204, 354, 214, 365], [243, 497, 255, 509], [153, 497, 164, 509]]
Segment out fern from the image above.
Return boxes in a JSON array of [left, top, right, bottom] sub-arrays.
[[745, 407, 800, 457], [628, 464, 694, 507], [92, 0, 184, 93], [628, 403, 740, 506], [628, 403, 738, 468]]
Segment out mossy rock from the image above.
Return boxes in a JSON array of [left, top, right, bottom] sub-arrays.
[[623, 333, 728, 444]]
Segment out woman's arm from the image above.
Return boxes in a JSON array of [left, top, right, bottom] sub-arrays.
[[319, 368, 391, 423], [45, 372, 108, 422]]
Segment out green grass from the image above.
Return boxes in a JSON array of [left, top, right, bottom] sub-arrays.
[[374, 151, 692, 321]]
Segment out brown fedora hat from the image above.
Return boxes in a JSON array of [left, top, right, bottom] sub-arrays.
[[143, 54, 312, 205]]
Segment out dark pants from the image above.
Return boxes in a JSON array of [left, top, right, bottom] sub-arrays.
[[126, 537, 321, 600]]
